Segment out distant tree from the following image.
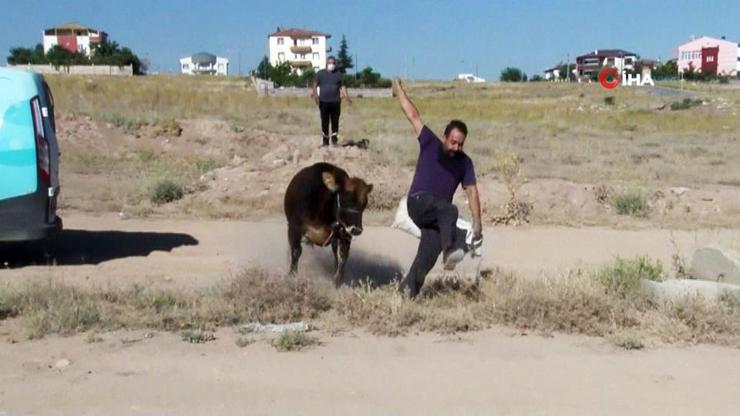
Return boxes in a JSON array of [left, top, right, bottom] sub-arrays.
[[522, 72, 528, 82], [255, 55, 271, 79], [91, 40, 121, 58], [298, 67, 316, 87], [530, 74, 543, 82], [6, 44, 46, 65], [7, 47, 33, 65], [336, 35, 354, 74], [342, 66, 390, 88], [652, 60, 677, 80], [7, 39, 143, 74], [500, 67, 525, 82], [682, 61, 713, 82], [30, 44, 46, 64], [268, 61, 297, 87], [556, 63, 576, 81], [46, 45, 88, 67]]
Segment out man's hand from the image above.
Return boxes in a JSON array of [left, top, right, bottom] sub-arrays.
[[465, 184, 483, 240], [311, 81, 320, 106], [341, 86, 352, 106], [392, 78, 402, 97]]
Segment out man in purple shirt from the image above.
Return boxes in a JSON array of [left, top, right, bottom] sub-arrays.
[[393, 78, 483, 298]]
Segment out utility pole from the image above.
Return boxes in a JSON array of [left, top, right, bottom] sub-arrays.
[[566, 53, 570, 82]]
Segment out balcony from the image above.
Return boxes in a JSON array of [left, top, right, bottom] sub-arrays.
[[290, 46, 312, 54], [290, 60, 313, 68]]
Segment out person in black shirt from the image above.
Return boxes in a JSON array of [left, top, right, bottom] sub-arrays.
[[312, 56, 352, 146]]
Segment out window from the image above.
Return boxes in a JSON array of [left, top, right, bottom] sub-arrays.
[[312, 37, 319, 45], [277, 37, 284, 45], [182, 63, 189, 70], [313, 52, 319, 60], [300, 53, 306, 59], [707, 56, 714, 62], [278, 52, 285, 62]]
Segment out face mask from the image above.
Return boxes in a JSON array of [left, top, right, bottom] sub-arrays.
[[327, 64, 336, 72]]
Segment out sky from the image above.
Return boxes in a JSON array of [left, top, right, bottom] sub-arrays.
[[1, 0, 738, 79]]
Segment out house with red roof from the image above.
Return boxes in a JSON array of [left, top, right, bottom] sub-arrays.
[[42, 23, 108, 57], [268, 27, 331, 74]]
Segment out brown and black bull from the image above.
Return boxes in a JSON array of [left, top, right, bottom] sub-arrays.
[[284, 162, 373, 286]]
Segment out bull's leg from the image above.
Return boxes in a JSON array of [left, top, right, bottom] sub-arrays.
[[333, 239, 350, 287], [331, 238, 339, 271], [288, 225, 303, 274]]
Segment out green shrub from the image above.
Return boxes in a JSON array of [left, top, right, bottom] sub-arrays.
[[670, 98, 702, 111], [598, 256, 664, 298], [150, 180, 184, 204], [272, 331, 319, 352], [604, 96, 615, 106], [611, 189, 649, 217], [181, 329, 215, 343], [156, 118, 182, 137]]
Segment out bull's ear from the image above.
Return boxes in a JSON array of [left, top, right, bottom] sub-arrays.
[[322, 172, 339, 192], [366, 184, 374, 194]]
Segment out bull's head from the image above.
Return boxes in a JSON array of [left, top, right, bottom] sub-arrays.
[[322, 172, 373, 237]]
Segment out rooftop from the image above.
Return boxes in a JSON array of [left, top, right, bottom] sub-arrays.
[[576, 49, 638, 59], [268, 27, 330, 39], [191, 52, 217, 65], [44, 22, 107, 36]]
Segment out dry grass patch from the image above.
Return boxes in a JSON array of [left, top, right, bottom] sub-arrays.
[[2, 261, 740, 347], [272, 331, 320, 352]]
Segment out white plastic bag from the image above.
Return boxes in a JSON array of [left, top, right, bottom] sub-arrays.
[[392, 196, 481, 256]]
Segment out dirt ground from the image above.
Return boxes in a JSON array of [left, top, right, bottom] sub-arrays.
[[2, 78, 739, 414], [2, 213, 739, 289], [2, 326, 740, 416], [2, 215, 740, 414]]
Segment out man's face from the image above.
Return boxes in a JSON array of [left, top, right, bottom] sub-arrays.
[[326, 59, 336, 72], [443, 128, 466, 156]]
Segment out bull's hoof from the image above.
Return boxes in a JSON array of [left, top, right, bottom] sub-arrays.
[[333, 275, 343, 288]]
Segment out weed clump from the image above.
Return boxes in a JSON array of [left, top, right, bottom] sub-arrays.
[[272, 331, 319, 352], [597, 256, 664, 298], [181, 329, 216, 343], [611, 189, 649, 217], [150, 180, 184, 204], [670, 98, 702, 111]]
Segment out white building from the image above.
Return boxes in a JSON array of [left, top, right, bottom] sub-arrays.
[[268, 27, 331, 74], [576, 49, 638, 78], [42, 23, 108, 57], [677, 36, 739, 76], [180, 52, 229, 76]]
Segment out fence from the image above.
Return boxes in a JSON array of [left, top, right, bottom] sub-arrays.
[[7, 64, 134, 76], [252, 76, 392, 98]]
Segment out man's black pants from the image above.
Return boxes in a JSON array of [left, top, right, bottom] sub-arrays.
[[319, 101, 341, 145], [401, 192, 465, 297]]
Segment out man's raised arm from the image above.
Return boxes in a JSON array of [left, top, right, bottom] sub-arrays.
[[393, 78, 423, 136]]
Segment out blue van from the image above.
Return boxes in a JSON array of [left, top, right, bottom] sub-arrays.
[[0, 67, 61, 241]]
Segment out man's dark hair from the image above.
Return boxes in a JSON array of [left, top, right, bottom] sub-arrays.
[[444, 119, 468, 137], [327, 56, 336, 62]]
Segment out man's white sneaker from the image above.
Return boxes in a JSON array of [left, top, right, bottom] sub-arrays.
[[443, 248, 465, 270]]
